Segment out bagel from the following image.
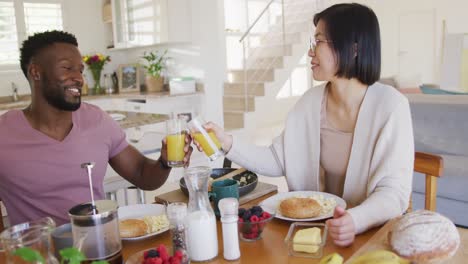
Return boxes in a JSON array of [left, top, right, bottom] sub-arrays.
[[119, 219, 148, 238], [279, 197, 322, 219]]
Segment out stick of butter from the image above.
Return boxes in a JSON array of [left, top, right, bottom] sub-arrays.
[[293, 227, 321, 253]]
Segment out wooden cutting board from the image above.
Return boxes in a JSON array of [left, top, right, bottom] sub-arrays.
[[345, 219, 468, 263], [155, 181, 278, 205]]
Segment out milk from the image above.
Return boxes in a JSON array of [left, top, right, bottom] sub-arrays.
[[185, 210, 218, 261]]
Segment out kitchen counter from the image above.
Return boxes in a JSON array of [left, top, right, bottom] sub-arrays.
[[108, 110, 168, 129], [0, 90, 203, 111]]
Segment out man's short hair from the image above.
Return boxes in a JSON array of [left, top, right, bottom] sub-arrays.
[[19, 30, 78, 78], [313, 3, 381, 85]]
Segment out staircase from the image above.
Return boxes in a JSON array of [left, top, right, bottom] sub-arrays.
[[223, 0, 322, 130]]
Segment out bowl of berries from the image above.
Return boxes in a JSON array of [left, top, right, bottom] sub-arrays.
[[126, 244, 187, 264], [238, 205, 274, 242]]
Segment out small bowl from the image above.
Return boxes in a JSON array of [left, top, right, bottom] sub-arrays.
[[284, 222, 327, 258], [238, 212, 275, 242]]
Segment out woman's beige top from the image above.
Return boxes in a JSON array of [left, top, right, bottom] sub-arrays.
[[320, 88, 353, 197]]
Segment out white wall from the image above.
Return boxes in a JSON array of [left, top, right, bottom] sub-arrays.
[[326, 0, 468, 85]]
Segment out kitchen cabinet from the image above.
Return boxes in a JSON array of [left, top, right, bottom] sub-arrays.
[[108, 0, 191, 49]]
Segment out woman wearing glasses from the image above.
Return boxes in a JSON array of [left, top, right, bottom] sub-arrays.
[[204, 3, 414, 246]]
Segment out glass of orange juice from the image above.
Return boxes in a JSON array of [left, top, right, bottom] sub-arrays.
[[166, 118, 187, 167], [187, 116, 224, 161]]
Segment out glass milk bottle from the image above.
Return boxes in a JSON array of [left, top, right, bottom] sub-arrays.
[[184, 167, 218, 262]]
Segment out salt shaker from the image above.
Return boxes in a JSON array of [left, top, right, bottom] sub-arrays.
[[166, 202, 190, 264], [219, 198, 241, 260]]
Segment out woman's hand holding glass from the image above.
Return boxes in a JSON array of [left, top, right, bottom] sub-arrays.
[[188, 116, 230, 161], [201, 122, 233, 153]]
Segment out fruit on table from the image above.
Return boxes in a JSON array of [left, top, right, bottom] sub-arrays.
[[319, 253, 344, 264], [238, 205, 272, 240], [142, 244, 184, 264], [293, 227, 321, 253], [350, 250, 410, 264]]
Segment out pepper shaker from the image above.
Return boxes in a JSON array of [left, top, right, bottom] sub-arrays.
[[219, 198, 241, 260], [166, 202, 190, 263]]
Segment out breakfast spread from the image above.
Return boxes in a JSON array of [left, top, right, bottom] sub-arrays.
[[279, 197, 322, 218], [119, 214, 169, 238], [292, 227, 322, 253], [388, 210, 460, 263]]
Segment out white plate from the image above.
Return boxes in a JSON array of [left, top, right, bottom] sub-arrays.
[[259, 191, 347, 222], [118, 204, 169, 241], [110, 113, 126, 121]]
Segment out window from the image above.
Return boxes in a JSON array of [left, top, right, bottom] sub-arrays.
[[0, 0, 63, 67]]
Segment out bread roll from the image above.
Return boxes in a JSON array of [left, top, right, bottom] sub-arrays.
[[119, 219, 148, 238], [279, 197, 322, 219], [388, 210, 460, 263]]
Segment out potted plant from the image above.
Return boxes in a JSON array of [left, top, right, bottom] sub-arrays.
[[141, 50, 168, 92]]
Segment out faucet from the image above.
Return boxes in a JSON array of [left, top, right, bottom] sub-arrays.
[[11, 82, 18, 102]]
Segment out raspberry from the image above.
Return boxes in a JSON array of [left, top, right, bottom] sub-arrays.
[[251, 224, 259, 233], [159, 250, 169, 262], [174, 250, 183, 260], [261, 211, 271, 219], [157, 244, 167, 255], [238, 217, 244, 223], [250, 215, 260, 223]]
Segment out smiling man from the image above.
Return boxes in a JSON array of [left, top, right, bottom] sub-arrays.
[[0, 30, 193, 226]]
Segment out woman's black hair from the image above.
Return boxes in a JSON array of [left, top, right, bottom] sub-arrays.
[[313, 3, 381, 85]]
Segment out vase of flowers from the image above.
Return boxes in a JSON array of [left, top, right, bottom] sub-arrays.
[[83, 53, 110, 95]]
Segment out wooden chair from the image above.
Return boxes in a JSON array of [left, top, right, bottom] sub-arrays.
[[409, 152, 444, 212]]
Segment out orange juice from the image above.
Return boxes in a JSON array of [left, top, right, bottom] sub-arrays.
[[167, 134, 185, 166], [193, 131, 222, 157]]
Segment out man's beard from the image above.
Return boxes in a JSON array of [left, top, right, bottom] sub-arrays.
[[42, 76, 81, 111]]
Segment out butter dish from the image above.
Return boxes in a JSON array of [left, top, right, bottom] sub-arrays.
[[284, 222, 328, 258]]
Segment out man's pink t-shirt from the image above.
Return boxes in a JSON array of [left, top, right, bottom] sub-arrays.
[[0, 103, 128, 226]]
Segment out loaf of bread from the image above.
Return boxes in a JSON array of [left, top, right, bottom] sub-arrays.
[[388, 210, 460, 263], [119, 219, 148, 238], [279, 197, 322, 219]]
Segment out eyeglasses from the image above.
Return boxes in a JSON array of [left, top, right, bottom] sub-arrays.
[[309, 37, 333, 52]]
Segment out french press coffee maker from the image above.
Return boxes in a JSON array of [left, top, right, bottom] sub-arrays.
[[68, 162, 122, 263], [68, 200, 122, 263]]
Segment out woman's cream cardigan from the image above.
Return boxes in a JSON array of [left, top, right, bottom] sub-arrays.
[[226, 82, 414, 233]]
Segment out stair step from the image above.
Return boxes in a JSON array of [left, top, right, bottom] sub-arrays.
[[250, 44, 292, 58], [223, 96, 255, 112], [246, 57, 284, 69], [224, 112, 244, 130], [259, 32, 302, 46], [270, 20, 311, 33], [224, 82, 265, 96], [228, 69, 275, 82]]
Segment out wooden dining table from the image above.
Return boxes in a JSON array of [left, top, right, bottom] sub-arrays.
[[122, 190, 380, 264]]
